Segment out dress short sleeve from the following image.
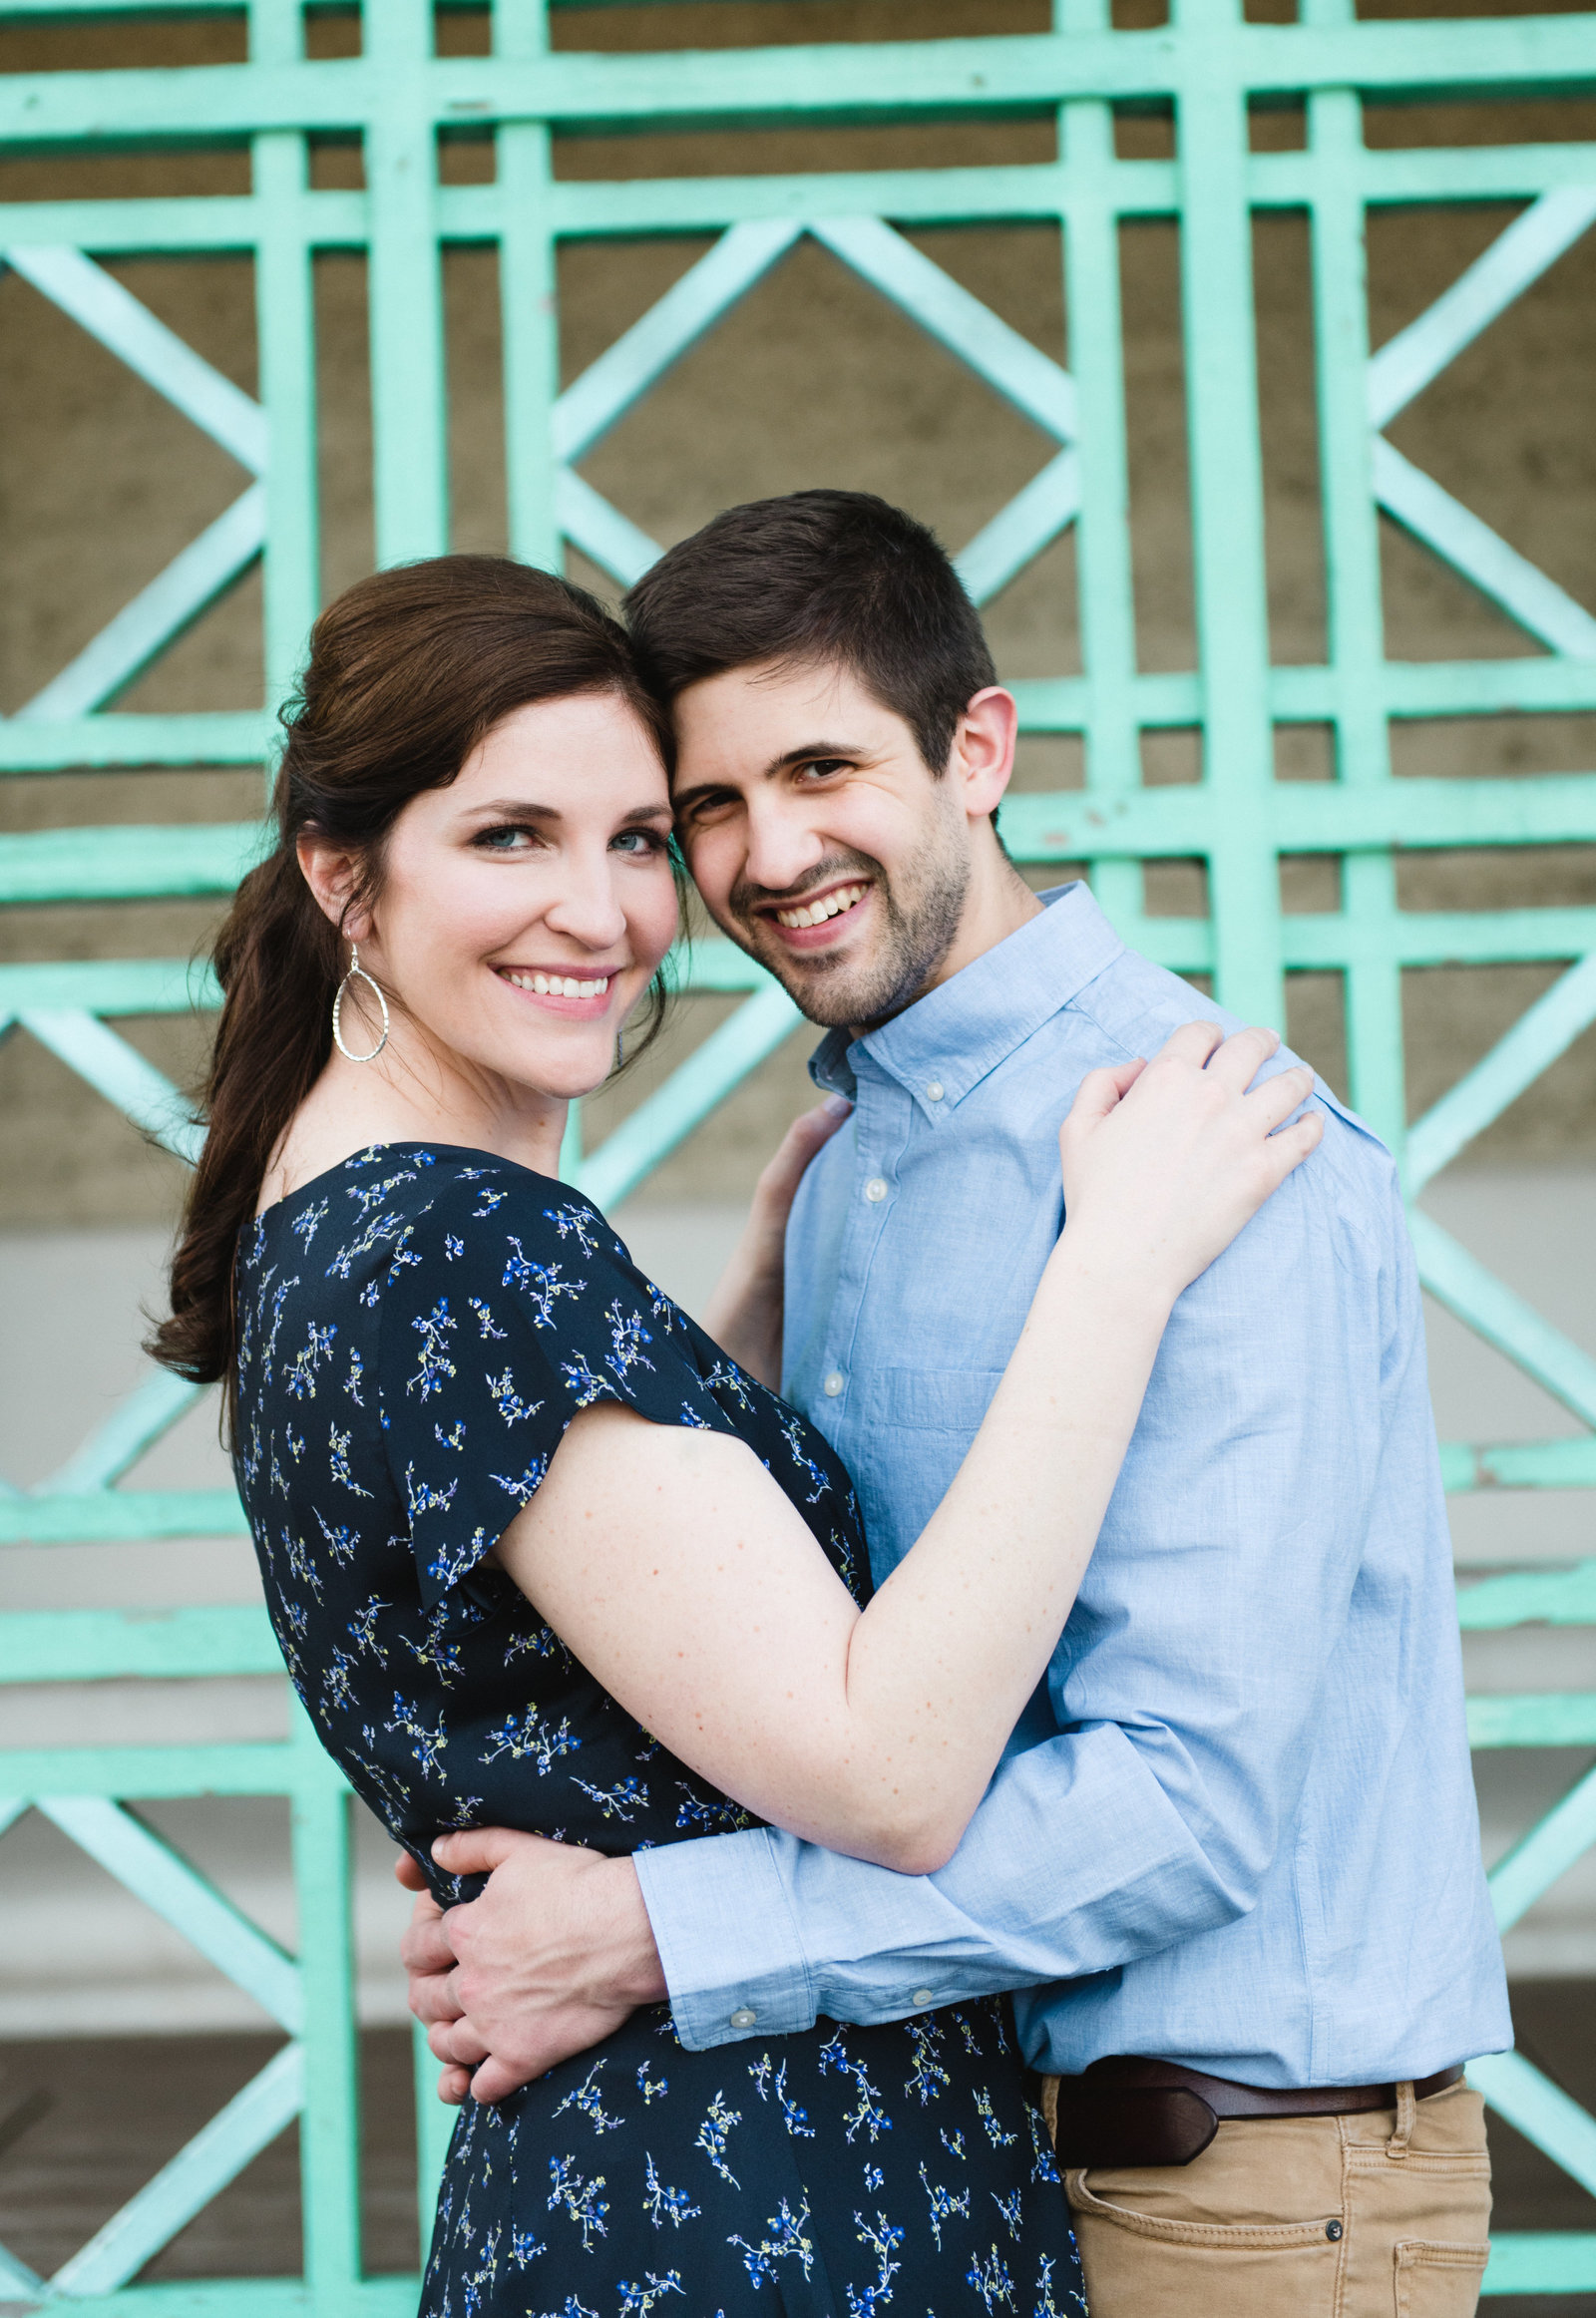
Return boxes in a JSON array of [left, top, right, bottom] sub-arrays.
[[377, 1163, 736, 1614]]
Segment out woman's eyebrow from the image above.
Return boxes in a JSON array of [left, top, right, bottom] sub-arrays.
[[461, 798, 673, 827], [464, 797, 563, 821]]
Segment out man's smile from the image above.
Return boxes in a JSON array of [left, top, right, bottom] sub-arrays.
[[757, 879, 875, 952]]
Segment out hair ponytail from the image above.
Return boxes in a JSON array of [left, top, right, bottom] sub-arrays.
[[148, 846, 341, 1393], [148, 555, 671, 1418]]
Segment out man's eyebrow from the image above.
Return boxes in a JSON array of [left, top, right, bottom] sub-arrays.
[[766, 737, 863, 774], [672, 739, 863, 811]]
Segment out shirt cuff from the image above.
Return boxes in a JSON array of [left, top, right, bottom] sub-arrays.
[[632, 1828, 818, 2052]]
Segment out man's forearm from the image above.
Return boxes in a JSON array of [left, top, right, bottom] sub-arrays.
[[635, 1720, 1243, 2052]]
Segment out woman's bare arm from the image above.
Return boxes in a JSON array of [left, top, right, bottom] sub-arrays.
[[494, 1022, 1320, 1876]]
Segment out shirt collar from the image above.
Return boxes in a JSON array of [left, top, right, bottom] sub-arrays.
[[807, 880, 1124, 1111]]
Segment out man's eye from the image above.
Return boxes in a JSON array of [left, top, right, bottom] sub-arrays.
[[680, 793, 735, 825], [797, 759, 849, 782]]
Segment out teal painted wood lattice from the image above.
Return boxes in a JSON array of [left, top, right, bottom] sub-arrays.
[[2, 0, 1595, 2301]]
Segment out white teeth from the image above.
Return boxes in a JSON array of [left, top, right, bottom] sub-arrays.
[[776, 884, 866, 931], [505, 970, 609, 997]]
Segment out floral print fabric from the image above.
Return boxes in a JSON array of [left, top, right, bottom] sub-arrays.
[[233, 1144, 1085, 2315]]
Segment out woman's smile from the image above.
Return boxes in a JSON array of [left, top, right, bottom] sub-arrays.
[[494, 963, 619, 1011]]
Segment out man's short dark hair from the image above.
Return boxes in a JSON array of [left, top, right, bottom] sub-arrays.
[[623, 490, 998, 777]]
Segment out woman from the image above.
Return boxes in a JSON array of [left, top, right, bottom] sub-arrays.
[[153, 556, 1318, 2317]]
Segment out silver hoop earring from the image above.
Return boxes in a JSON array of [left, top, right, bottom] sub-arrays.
[[332, 941, 390, 1063]]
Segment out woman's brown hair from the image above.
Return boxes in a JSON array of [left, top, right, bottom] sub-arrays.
[[148, 555, 672, 1407]]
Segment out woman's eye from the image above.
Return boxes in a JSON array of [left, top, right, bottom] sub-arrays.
[[473, 824, 538, 854], [611, 829, 666, 856]]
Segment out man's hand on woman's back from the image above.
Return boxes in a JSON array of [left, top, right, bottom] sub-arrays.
[[396, 1831, 666, 2104], [701, 1094, 852, 1385]]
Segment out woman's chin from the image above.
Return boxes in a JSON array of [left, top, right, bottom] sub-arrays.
[[512, 1044, 618, 1105]]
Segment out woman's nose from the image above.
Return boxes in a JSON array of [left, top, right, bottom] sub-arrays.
[[543, 857, 628, 950]]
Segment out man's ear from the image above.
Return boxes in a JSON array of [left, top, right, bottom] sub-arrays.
[[296, 831, 372, 943], [950, 687, 1018, 822]]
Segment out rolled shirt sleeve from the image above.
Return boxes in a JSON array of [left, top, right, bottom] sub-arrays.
[[634, 1719, 1236, 2050]]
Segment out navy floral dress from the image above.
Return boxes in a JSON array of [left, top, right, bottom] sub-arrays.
[[233, 1143, 1085, 2318]]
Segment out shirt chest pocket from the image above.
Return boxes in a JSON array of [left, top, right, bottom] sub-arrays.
[[864, 1367, 1006, 1435]]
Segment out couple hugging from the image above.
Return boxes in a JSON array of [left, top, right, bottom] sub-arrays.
[[154, 491, 1509, 2318]]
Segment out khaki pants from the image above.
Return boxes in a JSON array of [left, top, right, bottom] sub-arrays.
[[1057, 2079, 1491, 2317]]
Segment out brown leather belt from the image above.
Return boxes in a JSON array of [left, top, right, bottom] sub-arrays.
[[1047, 2056, 1466, 2169]]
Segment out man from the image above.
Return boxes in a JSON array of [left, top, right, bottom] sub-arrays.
[[405, 491, 1509, 2314]]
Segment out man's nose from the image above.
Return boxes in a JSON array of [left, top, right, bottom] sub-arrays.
[[741, 804, 827, 900]]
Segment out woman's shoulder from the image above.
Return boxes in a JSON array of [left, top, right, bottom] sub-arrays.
[[249, 1141, 458, 1258], [242, 1149, 624, 1350], [253, 1143, 619, 1265], [388, 1147, 626, 1274], [329, 1146, 652, 1367]]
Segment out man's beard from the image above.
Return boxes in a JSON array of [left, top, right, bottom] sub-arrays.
[[728, 838, 971, 1031]]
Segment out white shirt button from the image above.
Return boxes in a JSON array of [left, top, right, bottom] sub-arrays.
[[729, 2007, 757, 2029], [864, 1177, 889, 1203], [823, 1371, 845, 1398], [926, 1082, 945, 1103], [912, 1987, 935, 2007]]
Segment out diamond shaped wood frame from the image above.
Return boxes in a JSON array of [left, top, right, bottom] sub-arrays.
[[1, 0, 1596, 2302]]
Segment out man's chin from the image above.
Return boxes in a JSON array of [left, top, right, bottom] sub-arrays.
[[753, 947, 910, 1031]]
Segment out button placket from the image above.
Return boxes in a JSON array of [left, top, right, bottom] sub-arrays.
[[811, 1064, 907, 1430]]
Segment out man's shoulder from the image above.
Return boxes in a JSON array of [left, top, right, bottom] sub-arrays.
[[1067, 943, 1401, 1236]]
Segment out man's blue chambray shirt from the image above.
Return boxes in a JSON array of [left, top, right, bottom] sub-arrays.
[[632, 883, 1511, 2085]]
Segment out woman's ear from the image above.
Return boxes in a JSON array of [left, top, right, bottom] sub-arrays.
[[296, 832, 371, 942]]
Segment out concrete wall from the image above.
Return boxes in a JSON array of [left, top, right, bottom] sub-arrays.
[[2, 0, 1595, 1221]]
